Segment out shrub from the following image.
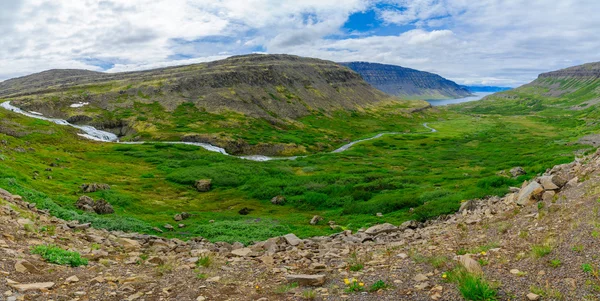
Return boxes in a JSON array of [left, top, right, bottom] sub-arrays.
[[31, 245, 88, 267], [531, 244, 552, 258], [452, 269, 498, 301], [369, 280, 390, 292]]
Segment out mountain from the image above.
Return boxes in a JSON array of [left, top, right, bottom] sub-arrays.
[[462, 85, 512, 93], [339, 62, 472, 100], [0, 54, 429, 155]]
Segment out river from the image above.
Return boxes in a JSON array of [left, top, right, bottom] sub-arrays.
[[1, 101, 437, 162], [426, 92, 493, 106]]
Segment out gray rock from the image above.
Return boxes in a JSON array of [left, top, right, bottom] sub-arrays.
[[195, 179, 212, 192], [309, 215, 323, 225], [80, 183, 110, 193], [9, 282, 55, 292], [285, 274, 326, 286], [365, 223, 398, 235], [283, 233, 302, 246], [93, 199, 114, 214], [510, 167, 526, 177], [538, 176, 559, 190], [516, 181, 543, 206], [270, 195, 286, 205], [230, 248, 252, 257]]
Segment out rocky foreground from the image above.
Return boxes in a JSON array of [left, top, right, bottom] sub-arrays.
[[2, 151, 600, 300]]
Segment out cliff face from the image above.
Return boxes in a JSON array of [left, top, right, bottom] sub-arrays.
[[537, 62, 600, 79], [340, 62, 471, 99]]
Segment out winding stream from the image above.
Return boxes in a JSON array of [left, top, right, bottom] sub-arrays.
[[1, 101, 437, 161]]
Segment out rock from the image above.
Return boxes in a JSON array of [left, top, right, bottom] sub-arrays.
[[270, 195, 286, 205], [459, 200, 478, 212], [164, 224, 174, 230], [309, 215, 323, 225], [399, 220, 420, 230], [551, 174, 568, 188], [414, 282, 430, 290], [14, 260, 40, 274], [365, 223, 398, 235], [117, 238, 141, 251], [9, 282, 55, 292], [285, 274, 326, 286], [516, 181, 543, 206], [283, 233, 302, 246], [565, 177, 579, 188], [542, 191, 556, 202], [174, 214, 183, 221], [413, 274, 428, 282], [65, 276, 79, 283], [195, 179, 212, 192], [309, 262, 327, 271], [178, 224, 185, 228], [93, 199, 114, 214], [376, 212, 383, 217], [527, 293, 540, 300], [148, 257, 164, 265], [153, 227, 164, 233], [538, 176, 559, 190], [231, 248, 252, 257], [238, 207, 252, 215], [206, 276, 221, 282], [75, 196, 95, 212], [510, 167, 526, 177], [197, 297, 206, 301], [455, 255, 482, 275], [80, 183, 110, 193], [510, 269, 521, 275], [174, 212, 191, 221]]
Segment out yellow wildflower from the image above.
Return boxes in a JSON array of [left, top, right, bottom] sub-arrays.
[[480, 251, 487, 256], [359, 283, 364, 287], [344, 278, 350, 285], [442, 273, 447, 279]]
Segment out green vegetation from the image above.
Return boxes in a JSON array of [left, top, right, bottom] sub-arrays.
[[31, 245, 88, 267], [369, 280, 390, 292], [197, 255, 212, 268], [531, 244, 553, 258], [274, 282, 299, 294], [446, 268, 498, 301]]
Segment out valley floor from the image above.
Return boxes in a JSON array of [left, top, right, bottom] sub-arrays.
[[2, 150, 600, 300]]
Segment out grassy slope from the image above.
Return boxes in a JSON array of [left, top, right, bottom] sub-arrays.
[[1, 90, 592, 244]]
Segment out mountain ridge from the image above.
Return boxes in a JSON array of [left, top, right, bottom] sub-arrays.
[[340, 61, 472, 100]]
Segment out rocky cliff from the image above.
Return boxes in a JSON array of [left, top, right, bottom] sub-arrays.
[[537, 62, 600, 79], [340, 62, 471, 100]]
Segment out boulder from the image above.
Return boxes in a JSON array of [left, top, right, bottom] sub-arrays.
[[80, 183, 110, 193], [285, 274, 326, 286], [9, 282, 55, 292], [238, 207, 252, 215], [174, 214, 183, 221], [309, 215, 323, 225], [230, 248, 252, 257], [538, 176, 559, 190], [283, 233, 302, 246], [399, 220, 420, 230], [195, 179, 212, 192], [15, 260, 40, 274], [270, 195, 286, 205], [75, 196, 94, 212], [459, 200, 478, 213], [551, 174, 568, 188], [510, 167, 526, 177], [455, 255, 482, 275], [516, 181, 543, 206], [93, 199, 114, 214], [117, 238, 141, 251], [365, 223, 398, 235], [164, 224, 174, 230], [542, 191, 556, 202]]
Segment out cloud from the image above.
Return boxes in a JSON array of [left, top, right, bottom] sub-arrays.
[[0, 0, 599, 86]]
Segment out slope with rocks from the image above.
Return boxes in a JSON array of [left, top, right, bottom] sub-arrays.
[[340, 62, 471, 100], [2, 148, 600, 300]]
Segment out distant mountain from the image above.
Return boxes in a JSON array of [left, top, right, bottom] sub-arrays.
[[339, 62, 472, 100], [462, 85, 512, 93]]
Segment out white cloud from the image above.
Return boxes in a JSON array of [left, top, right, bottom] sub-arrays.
[[0, 0, 599, 86]]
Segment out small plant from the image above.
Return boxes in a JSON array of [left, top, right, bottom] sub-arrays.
[[369, 280, 389, 292], [140, 253, 149, 261], [194, 270, 208, 279], [478, 258, 490, 266], [91, 243, 101, 251], [519, 230, 529, 239], [40, 225, 56, 235], [31, 245, 88, 267], [197, 255, 212, 268], [454, 270, 498, 301], [531, 244, 552, 258], [302, 289, 316, 300], [344, 278, 365, 292], [549, 259, 562, 268], [582, 263, 593, 273], [572, 244, 585, 252], [348, 252, 364, 272], [592, 230, 599, 238], [537, 202, 544, 210], [274, 282, 298, 294], [23, 223, 37, 233], [156, 263, 174, 275]]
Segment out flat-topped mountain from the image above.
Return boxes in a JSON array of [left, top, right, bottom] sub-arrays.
[[340, 62, 471, 100], [538, 62, 600, 79]]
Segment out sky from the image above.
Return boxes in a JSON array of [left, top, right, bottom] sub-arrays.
[[1, 0, 599, 86]]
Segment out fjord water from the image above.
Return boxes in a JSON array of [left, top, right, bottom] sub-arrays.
[[427, 92, 494, 106]]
